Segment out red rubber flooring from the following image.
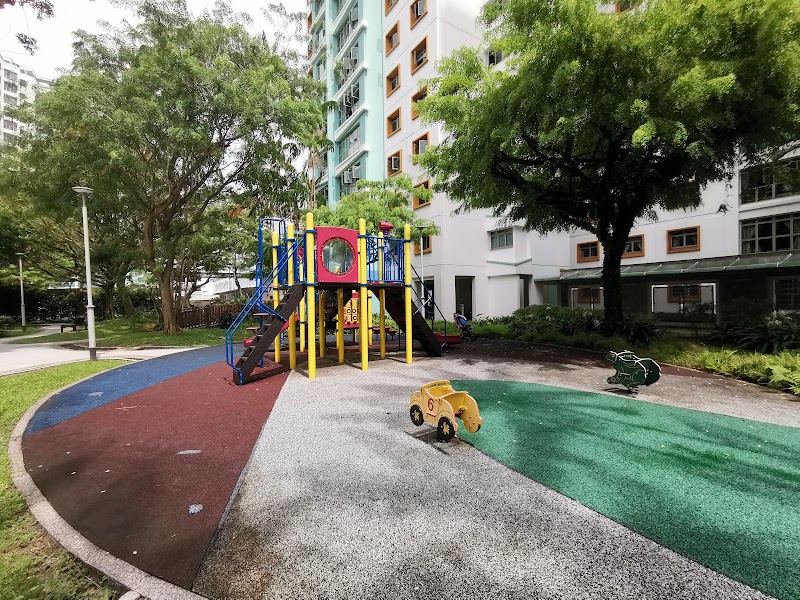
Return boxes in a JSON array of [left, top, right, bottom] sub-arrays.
[[22, 361, 288, 588]]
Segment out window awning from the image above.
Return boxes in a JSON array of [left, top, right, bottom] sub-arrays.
[[539, 252, 800, 282]]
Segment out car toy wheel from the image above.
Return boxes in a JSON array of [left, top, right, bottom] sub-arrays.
[[410, 405, 424, 426], [437, 417, 455, 442]]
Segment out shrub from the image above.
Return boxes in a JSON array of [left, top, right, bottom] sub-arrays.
[[473, 323, 512, 339], [718, 297, 774, 326], [0, 315, 15, 336], [218, 310, 239, 329], [711, 314, 800, 354]]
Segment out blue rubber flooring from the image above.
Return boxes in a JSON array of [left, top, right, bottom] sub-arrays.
[[24, 345, 225, 436]]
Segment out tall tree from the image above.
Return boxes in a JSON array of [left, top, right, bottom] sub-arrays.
[[12, 0, 326, 333], [313, 175, 437, 239], [418, 0, 800, 331]]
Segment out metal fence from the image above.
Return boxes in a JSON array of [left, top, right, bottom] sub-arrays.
[[177, 304, 245, 329]]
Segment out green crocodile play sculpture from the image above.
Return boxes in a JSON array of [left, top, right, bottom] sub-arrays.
[[606, 350, 661, 392]]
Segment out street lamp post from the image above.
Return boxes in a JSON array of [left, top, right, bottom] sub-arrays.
[[72, 186, 97, 360], [15, 252, 25, 331]]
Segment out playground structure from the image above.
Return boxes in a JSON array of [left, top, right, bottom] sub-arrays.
[[225, 214, 449, 385], [409, 380, 483, 441], [606, 350, 661, 392]]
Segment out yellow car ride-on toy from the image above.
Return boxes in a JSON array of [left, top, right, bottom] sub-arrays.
[[409, 380, 483, 442]]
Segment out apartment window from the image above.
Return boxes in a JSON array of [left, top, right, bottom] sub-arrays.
[[337, 43, 360, 87], [340, 162, 362, 195], [386, 66, 400, 97], [740, 157, 800, 204], [3, 119, 17, 132], [3, 81, 18, 93], [385, 0, 399, 13], [412, 132, 429, 156], [578, 287, 602, 303], [410, 0, 427, 28], [415, 234, 432, 254], [741, 213, 800, 254], [775, 279, 800, 311], [385, 23, 400, 55], [411, 87, 427, 119], [338, 125, 361, 162], [490, 228, 513, 250], [413, 180, 431, 209], [487, 49, 503, 66], [411, 38, 428, 74], [3, 94, 16, 107], [667, 227, 700, 253], [338, 80, 360, 124], [577, 241, 599, 263], [335, 4, 360, 52], [387, 151, 402, 176], [622, 234, 645, 258], [387, 108, 401, 137], [668, 284, 701, 303]]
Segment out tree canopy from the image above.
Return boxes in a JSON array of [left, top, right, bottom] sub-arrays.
[[312, 175, 437, 240], [418, 0, 800, 329], [7, 0, 326, 332]]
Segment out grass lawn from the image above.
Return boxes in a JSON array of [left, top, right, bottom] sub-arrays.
[[0, 361, 128, 599], [0, 326, 43, 338], [455, 379, 800, 600], [11, 318, 252, 348]]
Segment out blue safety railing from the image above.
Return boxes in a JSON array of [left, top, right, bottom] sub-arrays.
[[225, 236, 305, 381], [364, 235, 405, 283]]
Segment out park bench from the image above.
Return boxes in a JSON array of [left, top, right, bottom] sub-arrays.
[[61, 316, 87, 333]]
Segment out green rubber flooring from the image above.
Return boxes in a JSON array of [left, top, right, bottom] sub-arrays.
[[453, 380, 800, 600]]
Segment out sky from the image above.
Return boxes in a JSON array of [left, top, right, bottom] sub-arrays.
[[0, 0, 306, 79]]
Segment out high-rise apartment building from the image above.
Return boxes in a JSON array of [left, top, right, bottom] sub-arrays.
[[0, 54, 51, 145], [308, 1, 800, 321], [309, 0, 571, 320]]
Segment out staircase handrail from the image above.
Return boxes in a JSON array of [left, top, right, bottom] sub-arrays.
[[382, 242, 448, 349], [225, 241, 299, 376]]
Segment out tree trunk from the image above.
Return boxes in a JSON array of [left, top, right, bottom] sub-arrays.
[[601, 245, 625, 334], [101, 281, 116, 319], [159, 263, 179, 335], [116, 275, 135, 317]]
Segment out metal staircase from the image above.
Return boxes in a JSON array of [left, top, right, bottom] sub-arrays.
[[225, 234, 305, 385], [382, 286, 443, 357]]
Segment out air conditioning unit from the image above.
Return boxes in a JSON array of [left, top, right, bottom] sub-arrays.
[[352, 164, 361, 179], [343, 172, 352, 184], [414, 0, 426, 18], [417, 139, 428, 154], [391, 156, 400, 171], [350, 46, 359, 62]]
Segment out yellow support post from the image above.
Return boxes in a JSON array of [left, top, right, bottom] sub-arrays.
[[306, 213, 316, 380], [318, 291, 326, 358], [271, 231, 281, 364], [359, 219, 368, 371], [378, 232, 386, 359], [337, 287, 345, 363], [404, 224, 413, 365], [287, 224, 297, 370], [299, 261, 306, 353]]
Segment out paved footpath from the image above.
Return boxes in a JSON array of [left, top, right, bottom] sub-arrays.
[[12, 345, 800, 599], [0, 325, 190, 376]]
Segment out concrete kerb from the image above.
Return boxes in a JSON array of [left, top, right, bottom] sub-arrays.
[[8, 362, 206, 600]]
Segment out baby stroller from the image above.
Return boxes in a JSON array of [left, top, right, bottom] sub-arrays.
[[453, 313, 474, 341]]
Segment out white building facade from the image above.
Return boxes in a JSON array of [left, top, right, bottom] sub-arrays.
[[0, 54, 51, 145], [308, 1, 800, 322]]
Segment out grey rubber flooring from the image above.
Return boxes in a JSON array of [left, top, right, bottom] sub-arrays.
[[194, 356, 774, 600]]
